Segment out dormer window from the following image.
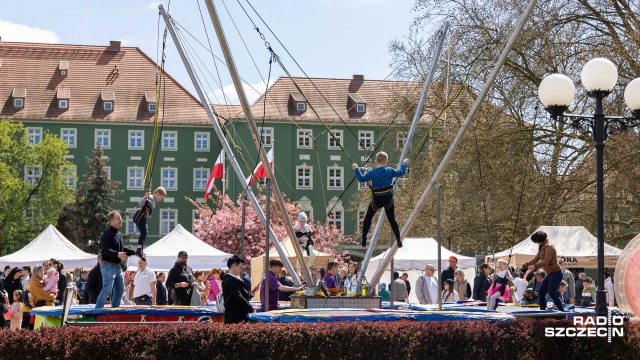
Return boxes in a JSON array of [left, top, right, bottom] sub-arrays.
[[348, 93, 367, 114], [59, 61, 69, 77], [144, 92, 157, 113], [356, 103, 366, 113], [12, 88, 26, 109], [101, 91, 115, 112], [56, 88, 70, 110], [289, 92, 306, 113], [297, 102, 306, 111]]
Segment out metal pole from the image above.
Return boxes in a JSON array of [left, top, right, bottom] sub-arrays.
[[390, 251, 395, 309], [594, 95, 607, 317], [436, 183, 442, 311], [158, 5, 301, 284], [240, 192, 246, 259], [367, 0, 538, 290], [204, 0, 313, 285], [264, 178, 271, 312], [358, 21, 450, 295]]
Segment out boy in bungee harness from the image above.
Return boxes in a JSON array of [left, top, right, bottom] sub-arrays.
[[133, 187, 167, 261], [352, 151, 408, 248]]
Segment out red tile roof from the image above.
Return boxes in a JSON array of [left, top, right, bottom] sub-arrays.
[[0, 41, 209, 125], [211, 104, 244, 120]]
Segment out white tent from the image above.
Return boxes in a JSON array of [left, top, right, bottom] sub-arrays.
[[127, 224, 231, 271], [0, 225, 98, 269], [486, 226, 623, 269], [365, 237, 477, 304]]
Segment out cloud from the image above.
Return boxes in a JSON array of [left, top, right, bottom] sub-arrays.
[[208, 82, 268, 105], [0, 20, 60, 43], [146, 1, 162, 10]]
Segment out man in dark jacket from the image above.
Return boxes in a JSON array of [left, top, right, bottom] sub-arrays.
[[473, 263, 492, 302], [76, 271, 88, 304], [441, 256, 458, 287], [86, 255, 103, 304], [222, 255, 254, 324], [155, 272, 168, 305], [166, 250, 195, 305]]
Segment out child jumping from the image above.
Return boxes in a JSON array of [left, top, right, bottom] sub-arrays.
[[486, 259, 513, 310], [352, 152, 408, 248], [133, 187, 167, 260]]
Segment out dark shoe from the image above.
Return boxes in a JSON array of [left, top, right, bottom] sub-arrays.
[[396, 239, 403, 248], [361, 238, 367, 248], [135, 248, 146, 261]]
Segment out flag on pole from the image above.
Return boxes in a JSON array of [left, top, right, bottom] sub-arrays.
[[246, 148, 274, 186], [204, 150, 225, 200]]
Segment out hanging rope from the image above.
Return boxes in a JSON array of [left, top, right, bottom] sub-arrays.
[[472, 120, 495, 257]]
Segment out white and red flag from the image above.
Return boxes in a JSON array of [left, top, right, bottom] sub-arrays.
[[204, 150, 225, 199], [245, 148, 274, 186]]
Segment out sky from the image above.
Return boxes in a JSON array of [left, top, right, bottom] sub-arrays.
[[0, 0, 423, 104]]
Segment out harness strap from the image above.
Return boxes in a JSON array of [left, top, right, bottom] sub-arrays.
[[368, 185, 394, 196]]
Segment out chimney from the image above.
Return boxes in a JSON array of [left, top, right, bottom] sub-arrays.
[[352, 74, 364, 83], [109, 40, 121, 53]]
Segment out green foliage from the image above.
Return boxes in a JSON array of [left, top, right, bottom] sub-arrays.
[[57, 146, 122, 252], [0, 119, 74, 255]]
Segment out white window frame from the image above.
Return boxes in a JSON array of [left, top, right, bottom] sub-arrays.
[[161, 167, 178, 191], [127, 166, 144, 190], [95, 129, 111, 149], [357, 208, 367, 236], [296, 164, 313, 190], [260, 127, 274, 147], [60, 128, 77, 148], [297, 129, 313, 149], [62, 165, 77, 189], [328, 130, 343, 150], [297, 102, 306, 111], [160, 209, 178, 235], [327, 165, 343, 190], [162, 131, 177, 151], [27, 127, 43, 145], [103, 101, 113, 111], [126, 208, 141, 236], [356, 103, 366, 113], [358, 131, 374, 150], [103, 166, 112, 180], [326, 197, 344, 233], [24, 165, 42, 185], [358, 167, 369, 191], [148, 103, 156, 113], [58, 99, 69, 110], [193, 168, 209, 191], [14, 98, 24, 109], [397, 132, 408, 149], [194, 132, 210, 152], [128, 130, 144, 150]]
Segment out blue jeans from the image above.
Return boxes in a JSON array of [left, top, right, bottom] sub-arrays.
[[539, 270, 563, 311], [136, 216, 148, 246], [95, 262, 124, 308]]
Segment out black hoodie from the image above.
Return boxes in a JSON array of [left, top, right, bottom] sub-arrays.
[[221, 273, 253, 324], [4, 268, 23, 304], [166, 261, 195, 305]]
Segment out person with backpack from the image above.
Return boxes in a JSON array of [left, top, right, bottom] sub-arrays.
[[221, 255, 254, 324]]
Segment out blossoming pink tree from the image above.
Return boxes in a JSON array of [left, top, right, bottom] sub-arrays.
[[187, 189, 355, 266]]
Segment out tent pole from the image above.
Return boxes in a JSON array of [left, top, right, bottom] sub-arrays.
[[158, 5, 301, 284], [436, 183, 442, 311], [240, 193, 246, 259], [264, 178, 271, 312], [366, 0, 538, 291], [390, 250, 394, 309]]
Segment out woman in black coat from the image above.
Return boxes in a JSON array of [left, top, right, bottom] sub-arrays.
[[4, 267, 24, 304]]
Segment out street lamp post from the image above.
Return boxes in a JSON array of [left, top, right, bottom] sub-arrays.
[[538, 58, 640, 316]]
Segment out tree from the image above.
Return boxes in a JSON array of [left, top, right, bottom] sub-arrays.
[[0, 120, 74, 255], [58, 146, 122, 252], [188, 189, 354, 266]]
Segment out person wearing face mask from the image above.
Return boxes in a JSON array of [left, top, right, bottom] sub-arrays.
[[166, 250, 195, 306]]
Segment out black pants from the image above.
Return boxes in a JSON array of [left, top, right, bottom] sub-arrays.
[[362, 194, 401, 242], [136, 215, 148, 246], [134, 295, 152, 306], [22, 312, 33, 329]]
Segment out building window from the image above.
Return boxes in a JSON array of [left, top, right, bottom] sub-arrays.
[[161, 209, 178, 235], [194, 169, 208, 191], [58, 99, 69, 110], [103, 166, 112, 180], [27, 128, 43, 145], [397, 132, 407, 149], [328, 166, 343, 190], [358, 131, 374, 150], [95, 129, 111, 149], [296, 165, 312, 189], [148, 103, 156, 113], [162, 168, 177, 190], [14, 98, 24, 109], [297, 102, 306, 111], [194, 132, 210, 152], [126, 209, 141, 236], [260, 128, 274, 147], [127, 167, 144, 190], [328, 130, 343, 150], [357, 209, 366, 235], [129, 130, 144, 150], [60, 128, 77, 148], [162, 131, 177, 151], [62, 165, 77, 189], [103, 101, 113, 111], [358, 167, 369, 191], [356, 103, 366, 113], [329, 210, 343, 232], [297, 129, 312, 149], [25, 166, 42, 185]]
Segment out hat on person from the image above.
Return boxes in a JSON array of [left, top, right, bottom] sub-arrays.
[[445, 278, 455, 287], [298, 212, 308, 222], [380, 282, 387, 291], [449, 256, 458, 262], [178, 250, 188, 257], [226, 254, 246, 268]]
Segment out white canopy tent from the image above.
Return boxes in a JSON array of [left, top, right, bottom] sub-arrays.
[[365, 237, 477, 304], [0, 225, 98, 269], [127, 224, 231, 271], [486, 226, 623, 269]]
